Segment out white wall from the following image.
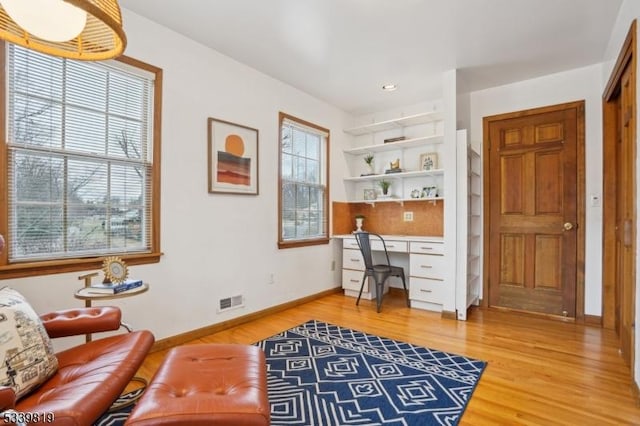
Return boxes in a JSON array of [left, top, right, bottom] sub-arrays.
[[469, 64, 604, 317], [2, 10, 349, 349], [602, 0, 640, 388]]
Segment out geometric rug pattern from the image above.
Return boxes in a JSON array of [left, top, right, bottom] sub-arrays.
[[255, 320, 487, 425], [94, 387, 144, 426], [94, 320, 486, 426]]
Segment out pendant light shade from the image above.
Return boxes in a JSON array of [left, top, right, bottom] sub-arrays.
[[0, 0, 126, 61]]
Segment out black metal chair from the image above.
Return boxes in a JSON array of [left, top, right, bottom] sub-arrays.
[[354, 232, 410, 312]]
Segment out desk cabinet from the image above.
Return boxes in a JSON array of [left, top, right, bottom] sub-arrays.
[[338, 235, 444, 311], [409, 241, 444, 307]]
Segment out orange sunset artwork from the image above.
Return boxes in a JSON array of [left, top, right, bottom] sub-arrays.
[[217, 134, 251, 186]]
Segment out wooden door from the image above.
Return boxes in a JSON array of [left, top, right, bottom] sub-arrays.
[[485, 102, 582, 317], [603, 20, 636, 375], [617, 61, 636, 367]]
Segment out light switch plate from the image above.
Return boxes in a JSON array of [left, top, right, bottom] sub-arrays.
[[403, 211, 414, 221]]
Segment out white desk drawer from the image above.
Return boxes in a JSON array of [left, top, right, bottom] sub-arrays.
[[343, 238, 360, 250], [343, 248, 364, 271], [410, 277, 443, 304], [372, 240, 407, 253], [410, 254, 445, 279], [342, 269, 366, 292], [343, 237, 407, 253], [410, 241, 444, 255]]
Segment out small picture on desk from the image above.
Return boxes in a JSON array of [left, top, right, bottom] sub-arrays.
[[363, 188, 377, 200], [420, 152, 438, 171]]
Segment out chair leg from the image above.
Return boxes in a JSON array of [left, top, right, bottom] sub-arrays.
[[376, 279, 384, 313], [356, 274, 367, 306], [400, 270, 410, 307]]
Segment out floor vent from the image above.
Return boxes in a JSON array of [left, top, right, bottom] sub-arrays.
[[218, 295, 244, 312]]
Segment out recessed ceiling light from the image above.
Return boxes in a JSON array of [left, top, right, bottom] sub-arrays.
[[382, 84, 397, 91]]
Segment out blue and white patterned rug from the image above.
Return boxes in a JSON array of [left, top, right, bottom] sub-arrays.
[[94, 387, 144, 426], [256, 320, 486, 426], [95, 320, 486, 426]]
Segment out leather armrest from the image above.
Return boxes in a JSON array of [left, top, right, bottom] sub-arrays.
[[0, 387, 16, 411], [40, 307, 122, 338]]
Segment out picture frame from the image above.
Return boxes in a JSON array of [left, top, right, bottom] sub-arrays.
[[208, 117, 259, 195], [363, 188, 377, 200], [419, 152, 438, 171], [424, 186, 438, 198]]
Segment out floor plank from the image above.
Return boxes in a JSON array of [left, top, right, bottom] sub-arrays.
[[134, 292, 640, 425]]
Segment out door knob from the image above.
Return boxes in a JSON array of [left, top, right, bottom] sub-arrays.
[[563, 222, 575, 231]]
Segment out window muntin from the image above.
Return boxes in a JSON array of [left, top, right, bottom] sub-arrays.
[[279, 113, 329, 248], [2, 44, 161, 271]]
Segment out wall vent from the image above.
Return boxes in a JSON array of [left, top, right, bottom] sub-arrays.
[[218, 295, 244, 312]]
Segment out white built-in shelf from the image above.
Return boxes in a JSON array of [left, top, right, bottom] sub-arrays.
[[343, 134, 444, 155], [344, 169, 444, 182], [344, 111, 444, 136], [356, 197, 444, 205]]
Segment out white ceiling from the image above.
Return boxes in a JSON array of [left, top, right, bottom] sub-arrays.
[[119, 0, 623, 115]]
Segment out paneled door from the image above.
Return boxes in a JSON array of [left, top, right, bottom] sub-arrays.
[[616, 60, 636, 367], [485, 102, 583, 317]]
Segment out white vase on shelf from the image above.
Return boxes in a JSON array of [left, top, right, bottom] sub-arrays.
[[355, 217, 364, 232]]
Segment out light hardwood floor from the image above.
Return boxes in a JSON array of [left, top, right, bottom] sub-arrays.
[[135, 292, 640, 425]]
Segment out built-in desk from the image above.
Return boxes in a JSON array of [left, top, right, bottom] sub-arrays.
[[333, 234, 445, 312]]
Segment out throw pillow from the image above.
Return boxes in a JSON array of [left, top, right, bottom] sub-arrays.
[[0, 287, 58, 400]]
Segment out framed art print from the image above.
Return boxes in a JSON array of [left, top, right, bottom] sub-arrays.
[[363, 188, 377, 200], [208, 117, 259, 195], [419, 152, 438, 171]]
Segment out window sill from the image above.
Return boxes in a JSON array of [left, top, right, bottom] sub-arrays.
[[0, 252, 163, 280], [278, 238, 330, 249]]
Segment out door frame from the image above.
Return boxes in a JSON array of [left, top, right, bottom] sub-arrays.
[[482, 101, 586, 321], [602, 20, 637, 330]]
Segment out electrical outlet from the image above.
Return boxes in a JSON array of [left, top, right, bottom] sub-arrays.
[[403, 211, 414, 221]]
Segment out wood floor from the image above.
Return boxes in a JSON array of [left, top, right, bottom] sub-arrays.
[[135, 292, 640, 425]]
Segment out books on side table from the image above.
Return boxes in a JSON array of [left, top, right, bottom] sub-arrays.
[[87, 279, 144, 294]]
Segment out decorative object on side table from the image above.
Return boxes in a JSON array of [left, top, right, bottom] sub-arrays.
[[363, 188, 377, 200], [102, 256, 129, 284], [354, 214, 365, 233], [362, 153, 375, 176], [86, 279, 144, 295], [420, 152, 438, 171]]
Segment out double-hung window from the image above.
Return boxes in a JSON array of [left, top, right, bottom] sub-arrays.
[[278, 112, 329, 248], [0, 44, 162, 277]]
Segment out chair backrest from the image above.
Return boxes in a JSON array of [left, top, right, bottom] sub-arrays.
[[354, 232, 391, 270]]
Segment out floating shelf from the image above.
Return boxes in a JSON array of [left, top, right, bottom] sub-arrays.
[[344, 169, 444, 182], [349, 197, 444, 206], [344, 111, 444, 136], [343, 134, 444, 155]]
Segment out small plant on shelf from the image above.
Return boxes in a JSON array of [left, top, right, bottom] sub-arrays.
[[363, 153, 375, 175], [378, 179, 391, 196]]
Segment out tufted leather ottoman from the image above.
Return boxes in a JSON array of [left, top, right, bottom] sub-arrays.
[[125, 344, 270, 425]]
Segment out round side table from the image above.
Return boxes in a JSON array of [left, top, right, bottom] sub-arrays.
[[74, 283, 149, 342]]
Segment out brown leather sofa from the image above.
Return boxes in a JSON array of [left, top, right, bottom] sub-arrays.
[[0, 306, 154, 426]]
